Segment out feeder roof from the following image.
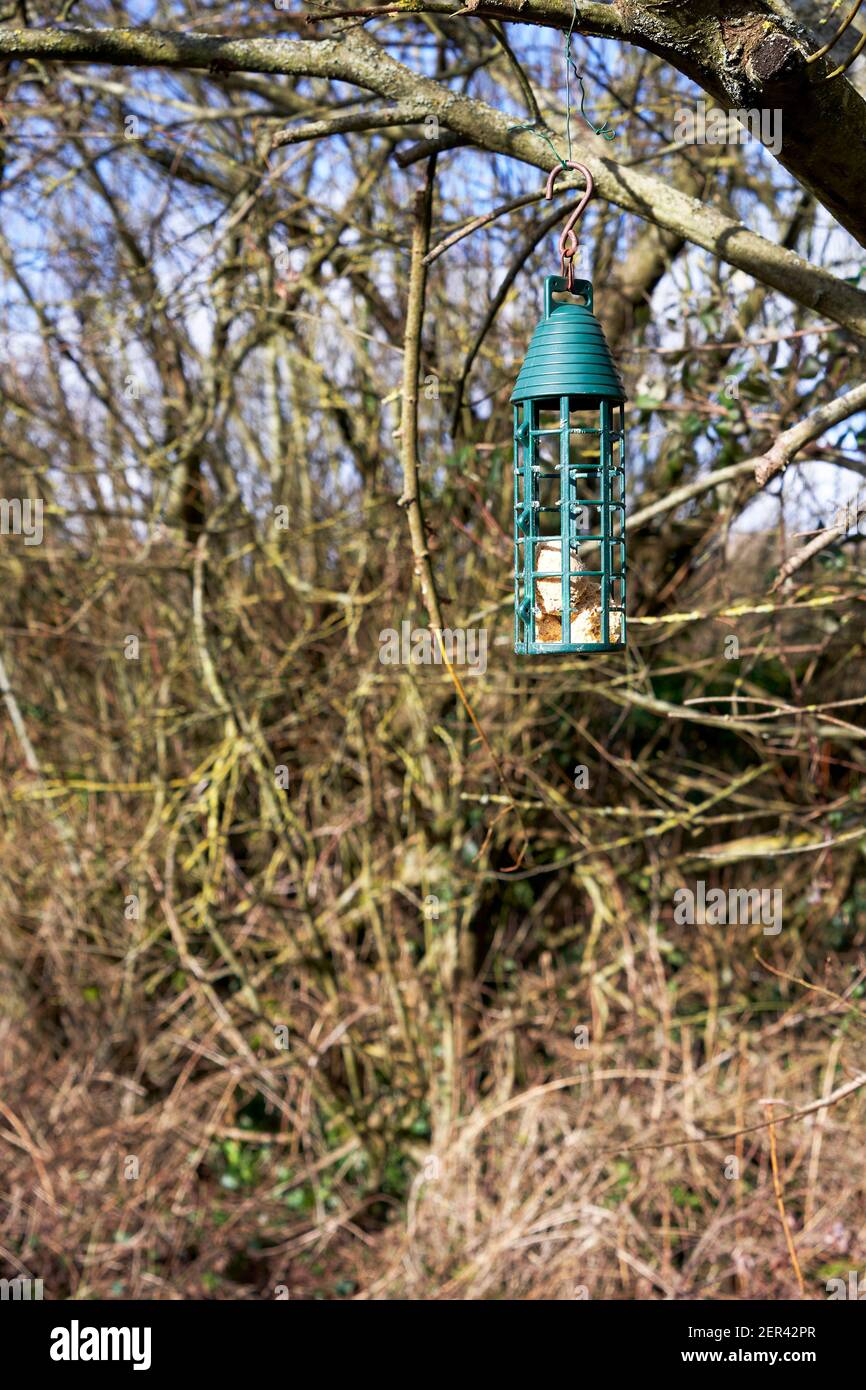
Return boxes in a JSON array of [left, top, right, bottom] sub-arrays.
[[511, 279, 626, 405]]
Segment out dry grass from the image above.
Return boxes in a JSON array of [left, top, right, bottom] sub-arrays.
[[1, 512, 865, 1300]]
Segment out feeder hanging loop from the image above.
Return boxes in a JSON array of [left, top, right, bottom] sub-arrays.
[[544, 160, 593, 291]]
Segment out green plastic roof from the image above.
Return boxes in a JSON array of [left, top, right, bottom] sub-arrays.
[[511, 276, 626, 405]]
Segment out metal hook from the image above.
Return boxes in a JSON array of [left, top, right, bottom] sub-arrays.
[[544, 161, 593, 289]]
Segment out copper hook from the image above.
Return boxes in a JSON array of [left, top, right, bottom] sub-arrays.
[[544, 161, 593, 289]]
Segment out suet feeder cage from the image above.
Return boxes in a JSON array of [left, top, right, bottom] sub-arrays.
[[512, 165, 627, 655]]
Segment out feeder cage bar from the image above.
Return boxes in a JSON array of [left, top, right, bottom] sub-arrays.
[[511, 275, 627, 655]]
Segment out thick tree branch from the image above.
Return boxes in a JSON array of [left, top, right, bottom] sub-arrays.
[[3, 26, 866, 336], [398, 0, 866, 245]]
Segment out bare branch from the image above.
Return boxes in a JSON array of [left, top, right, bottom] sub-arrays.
[[771, 490, 866, 592], [754, 379, 866, 487]]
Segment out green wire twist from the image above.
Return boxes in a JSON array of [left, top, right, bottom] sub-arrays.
[[566, 0, 617, 146], [508, 2, 616, 165], [507, 120, 568, 167]]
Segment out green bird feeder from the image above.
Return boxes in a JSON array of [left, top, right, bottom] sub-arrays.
[[512, 166, 627, 655]]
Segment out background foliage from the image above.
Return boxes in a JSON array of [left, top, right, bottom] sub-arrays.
[[1, 0, 865, 1299]]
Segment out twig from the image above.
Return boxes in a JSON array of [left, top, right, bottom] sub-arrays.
[[449, 201, 567, 435], [423, 188, 547, 266], [622, 378, 866, 534], [770, 489, 866, 592], [481, 18, 543, 126], [754, 951, 866, 1022], [0, 645, 81, 875], [615, 1071, 866, 1155], [762, 1099, 805, 1296], [806, 0, 865, 64], [398, 157, 527, 865], [754, 379, 866, 488], [398, 160, 446, 638], [467, 1067, 866, 1154], [269, 102, 427, 150]]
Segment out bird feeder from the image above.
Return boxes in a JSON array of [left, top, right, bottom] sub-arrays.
[[512, 163, 627, 654]]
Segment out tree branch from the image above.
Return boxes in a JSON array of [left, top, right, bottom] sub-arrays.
[[770, 490, 866, 592], [399, 160, 445, 634], [754, 379, 866, 487], [4, 26, 866, 335], [269, 102, 429, 150], [628, 379, 866, 532]]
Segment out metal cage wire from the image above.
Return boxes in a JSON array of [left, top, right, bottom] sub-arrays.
[[511, 274, 627, 655]]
